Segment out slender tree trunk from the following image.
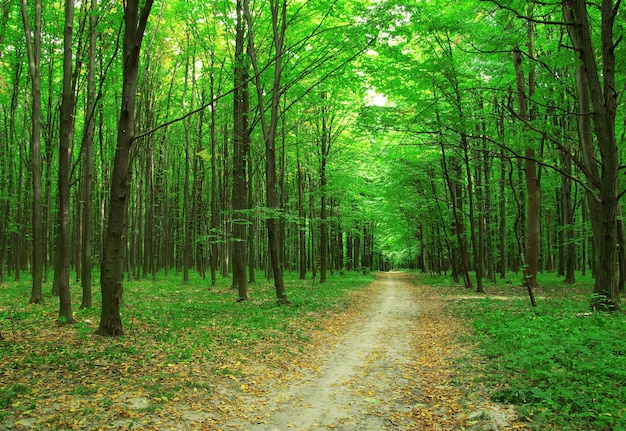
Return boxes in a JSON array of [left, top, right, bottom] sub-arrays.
[[57, 0, 76, 323], [209, 65, 219, 286], [247, 151, 256, 284], [319, 92, 329, 283], [463, 133, 483, 293], [480, 112, 495, 282], [20, 0, 43, 304], [232, 0, 249, 300], [245, 0, 288, 303], [512, 46, 538, 306], [182, 51, 194, 286], [8, 55, 23, 282], [195, 94, 207, 280], [559, 153, 576, 283], [441, 143, 471, 288], [98, 0, 154, 336]]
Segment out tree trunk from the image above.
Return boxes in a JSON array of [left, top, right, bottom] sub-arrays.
[[247, 149, 256, 284], [20, 0, 43, 304], [57, 0, 76, 323], [97, 0, 154, 336], [512, 46, 538, 306], [182, 51, 194, 286], [559, 153, 576, 283], [441, 146, 471, 288], [209, 57, 219, 287], [564, 0, 620, 309], [297, 154, 306, 279], [319, 92, 329, 283], [463, 133, 483, 293], [232, 0, 249, 300], [245, 0, 288, 304]]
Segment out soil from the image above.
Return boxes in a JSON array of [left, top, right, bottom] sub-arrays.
[[224, 272, 520, 431]]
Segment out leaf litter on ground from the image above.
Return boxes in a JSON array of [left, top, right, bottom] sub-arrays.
[[1, 271, 524, 430]]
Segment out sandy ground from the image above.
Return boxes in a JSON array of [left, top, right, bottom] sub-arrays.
[[238, 272, 421, 430]]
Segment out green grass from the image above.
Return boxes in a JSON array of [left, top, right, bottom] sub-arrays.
[[424, 271, 626, 430], [0, 269, 375, 429]]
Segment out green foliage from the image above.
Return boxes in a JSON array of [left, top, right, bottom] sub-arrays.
[[448, 275, 626, 430]]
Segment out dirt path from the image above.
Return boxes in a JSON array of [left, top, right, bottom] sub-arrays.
[[2, 272, 521, 431], [240, 272, 420, 430], [220, 272, 520, 431]]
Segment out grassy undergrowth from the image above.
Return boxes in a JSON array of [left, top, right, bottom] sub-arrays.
[[421, 271, 626, 430], [0, 270, 375, 428]]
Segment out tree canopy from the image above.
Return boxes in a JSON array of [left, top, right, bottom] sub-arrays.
[[0, 0, 625, 332]]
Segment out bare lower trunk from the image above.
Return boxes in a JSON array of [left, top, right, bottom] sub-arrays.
[[564, 0, 620, 309], [57, 0, 75, 323], [20, 0, 43, 304], [232, 0, 249, 300], [98, 0, 154, 336]]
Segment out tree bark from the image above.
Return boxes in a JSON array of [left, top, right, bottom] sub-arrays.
[[98, 0, 154, 336], [564, 0, 620, 309], [57, 0, 76, 323], [319, 92, 329, 283], [245, 0, 288, 303], [232, 0, 249, 300], [559, 153, 576, 283], [20, 0, 43, 304], [512, 46, 538, 306], [297, 155, 307, 279], [182, 50, 194, 286]]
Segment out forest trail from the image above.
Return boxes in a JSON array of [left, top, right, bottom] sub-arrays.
[[3, 272, 519, 431], [241, 272, 420, 430], [228, 272, 518, 431]]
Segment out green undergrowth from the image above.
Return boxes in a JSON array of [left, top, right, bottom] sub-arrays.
[[425, 271, 626, 430], [0, 270, 375, 426], [0, 269, 375, 353]]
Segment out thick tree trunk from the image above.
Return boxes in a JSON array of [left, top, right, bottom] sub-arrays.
[[98, 0, 153, 336], [564, 0, 620, 309]]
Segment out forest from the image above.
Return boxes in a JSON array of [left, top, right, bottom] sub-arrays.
[[1, 0, 626, 429], [0, 0, 625, 330], [0, 0, 626, 429]]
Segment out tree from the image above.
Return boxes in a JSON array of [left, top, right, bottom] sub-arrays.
[[232, 0, 249, 301], [512, 45, 538, 307], [245, 0, 289, 304], [80, 0, 98, 309], [563, 0, 621, 309], [98, 0, 154, 336], [57, 0, 76, 323], [20, 0, 44, 304]]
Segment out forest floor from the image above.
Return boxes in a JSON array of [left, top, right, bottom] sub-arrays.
[[3, 272, 526, 431], [224, 272, 521, 431]]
